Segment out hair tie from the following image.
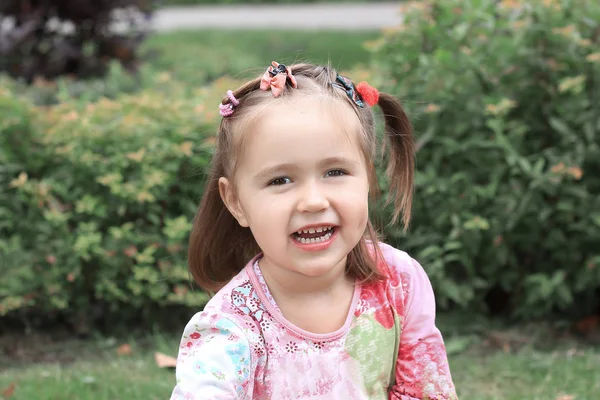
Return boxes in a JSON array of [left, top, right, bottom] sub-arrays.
[[356, 81, 379, 107], [260, 61, 298, 97], [219, 90, 239, 117], [332, 75, 379, 108]]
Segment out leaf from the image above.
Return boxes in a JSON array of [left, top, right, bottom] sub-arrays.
[[549, 118, 572, 136], [590, 213, 600, 228], [2, 382, 15, 399], [155, 352, 177, 368], [117, 343, 132, 356]]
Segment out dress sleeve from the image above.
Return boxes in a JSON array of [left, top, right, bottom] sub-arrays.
[[389, 257, 458, 400], [170, 312, 254, 400]]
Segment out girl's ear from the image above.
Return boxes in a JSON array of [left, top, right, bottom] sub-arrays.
[[218, 177, 249, 227]]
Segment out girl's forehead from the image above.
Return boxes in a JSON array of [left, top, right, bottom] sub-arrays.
[[241, 98, 364, 164]]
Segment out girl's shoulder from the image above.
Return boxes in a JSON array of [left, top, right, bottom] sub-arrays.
[[198, 266, 254, 321], [375, 242, 436, 314], [377, 241, 423, 278], [195, 258, 276, 333]]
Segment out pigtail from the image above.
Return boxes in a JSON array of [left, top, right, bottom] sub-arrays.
[[188, 78, 264, 292], [377, 92, 415, 231], [187, 158, 260, 292]]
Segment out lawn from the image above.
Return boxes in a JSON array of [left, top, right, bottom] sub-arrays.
[[141, 29, 380, 88], [1, 330, 599, 400]]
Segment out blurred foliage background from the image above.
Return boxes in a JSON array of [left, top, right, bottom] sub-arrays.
[[372, 0, 600, 322], [160, 0, 371, 4], [1, 0, 599, 338]]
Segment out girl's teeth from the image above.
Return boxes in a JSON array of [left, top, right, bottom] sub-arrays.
[[297, 231, 333, 244], [297, 226, 331, 235]]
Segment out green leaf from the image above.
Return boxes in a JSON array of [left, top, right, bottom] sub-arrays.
[[549, 118, 573, 136]]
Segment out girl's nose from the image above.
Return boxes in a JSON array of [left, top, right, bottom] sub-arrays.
[[297, 181, 329, 213]]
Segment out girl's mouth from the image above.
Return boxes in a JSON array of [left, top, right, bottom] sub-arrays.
[[291, 226, 336, 244]]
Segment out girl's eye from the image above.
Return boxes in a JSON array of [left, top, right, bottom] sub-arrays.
[[269, 177, 291, 186], [325, 169, 347, 177]]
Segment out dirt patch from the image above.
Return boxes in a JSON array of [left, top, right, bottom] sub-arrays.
[[0, 330, 89, 369]]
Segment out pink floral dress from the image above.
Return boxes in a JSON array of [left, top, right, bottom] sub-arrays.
[[170, 242, 458, 399]]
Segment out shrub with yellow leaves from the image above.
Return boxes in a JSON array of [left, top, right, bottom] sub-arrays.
[[0, 76, 229, 329]]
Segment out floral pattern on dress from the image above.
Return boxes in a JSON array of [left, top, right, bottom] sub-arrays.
[[345, 313, 398, 398], [170, 243, 458, 400], [171, 313, 252, 400], [390, 339, 456, 400]]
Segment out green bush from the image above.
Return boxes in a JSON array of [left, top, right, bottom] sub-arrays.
[[372, 0, 600, 319], [0, 72, 246, 331]]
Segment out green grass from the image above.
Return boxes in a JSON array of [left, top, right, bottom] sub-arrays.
[[142, 29, 379, 87], [452, 347, 600, 399], [1, 335, 598, 400]]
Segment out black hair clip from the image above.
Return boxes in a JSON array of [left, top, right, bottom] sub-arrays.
[[331, 75, 365, 108], [269, 62, 289, 77]]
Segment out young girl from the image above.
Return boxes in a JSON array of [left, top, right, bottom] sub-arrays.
[[170, 61, 458, 400]]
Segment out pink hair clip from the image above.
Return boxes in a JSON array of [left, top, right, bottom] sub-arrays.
[[219, 90, 240, 117], [260, 61, 298, 97]]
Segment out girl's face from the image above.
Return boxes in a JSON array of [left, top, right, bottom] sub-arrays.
[[219, 96, 370, 281]]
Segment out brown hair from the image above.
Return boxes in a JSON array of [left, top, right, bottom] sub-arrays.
[[188, 63, 414, 292]]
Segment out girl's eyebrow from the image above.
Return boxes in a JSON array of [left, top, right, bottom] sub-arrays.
[[253, 163, 298, 182], [320, 156, 360, 167], [253, 157, 360, 182]]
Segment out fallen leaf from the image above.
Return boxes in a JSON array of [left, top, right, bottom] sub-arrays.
[[117, 343, 132, 356], [2, 382, 15, 399], [555, 395, 575, 400], [155, 352, 177, 368]]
